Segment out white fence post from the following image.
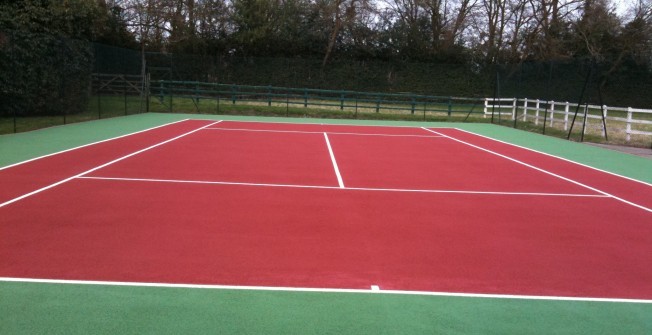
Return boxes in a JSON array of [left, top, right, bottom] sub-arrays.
[[477, 96, 651, 144]]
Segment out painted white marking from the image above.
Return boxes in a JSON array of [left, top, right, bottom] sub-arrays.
[[204, 127, 443, 138], [457, 128, 652, 186], [77, 176, 608, 198], [0, 277, 650, 304], [0, 121, 222, 209], [421, 127, 652, 213], [0, 119, 190, 170], [209, 118, 457, 130], [371, 285, 380, 291], [324, 133, 345, 188]]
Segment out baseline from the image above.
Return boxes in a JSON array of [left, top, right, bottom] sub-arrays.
[[1, 277, 650, 304]]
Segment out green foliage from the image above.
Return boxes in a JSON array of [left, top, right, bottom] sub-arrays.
[[0, 0, 120, 117]]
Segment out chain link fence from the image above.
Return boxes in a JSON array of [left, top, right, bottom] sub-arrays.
[[1, 31, 651, 147]]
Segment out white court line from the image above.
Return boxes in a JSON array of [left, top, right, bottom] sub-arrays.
[[204, 127, 443, 138], [1, 277, 650, 304], [208, 118, 457, 130], [77, 176, 608, 198], [454, 128, 652, 187], [324, 133, 345, 188], [421, 127, 652, 213], [0, 121, 222, 209], [0, 119, 189, 171]]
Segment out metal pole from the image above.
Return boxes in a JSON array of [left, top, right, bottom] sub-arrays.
[[491, 68, 499, 124], [542, 62, 554, 134], [124, 75, 128, 115], [567, 61, 593, 140], [580, 103, 588, 142]]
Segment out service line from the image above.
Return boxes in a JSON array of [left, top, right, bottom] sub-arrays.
[[77, 176, 607, 198], [204, 127, 444, 138]]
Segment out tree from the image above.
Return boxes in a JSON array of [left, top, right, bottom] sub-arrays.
[[320, 0, 374, 67], [0, 0, 112, 117], [522, 0, 583, 60], [573, 0, 621, 59]]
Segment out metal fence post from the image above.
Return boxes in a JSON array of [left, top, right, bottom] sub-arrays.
[[123, 75, 128, 115], [564, 102, 569, 131], [169, 82, 173, 113], [626, 107, 632, 143], [411, 96, 416, 114]]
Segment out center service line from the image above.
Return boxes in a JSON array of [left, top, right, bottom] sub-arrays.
[[324, 133, 345, 188]]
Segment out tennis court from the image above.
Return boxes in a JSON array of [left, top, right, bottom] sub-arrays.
[[1, 116, 651, 333]]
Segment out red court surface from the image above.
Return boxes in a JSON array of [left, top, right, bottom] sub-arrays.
[[1, 120, 651, 300]]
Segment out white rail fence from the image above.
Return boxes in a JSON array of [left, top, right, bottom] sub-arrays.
[[484, 98, 652, 144]]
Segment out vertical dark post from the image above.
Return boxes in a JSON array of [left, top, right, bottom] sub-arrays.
[[145, 73, 150, 114], [123, 75, 128, 115], [491, 69, 499, 124], [580, 103, 589, 142], [423, 101, 427, 121], [542, 62, 554, 135], [411, 96, 416, 114], [286, 92, 289, 117], [597, 81, 608, 141], [169, 82, 173, 113], [10, 31, 17, 132], [304, 89, 308, 108], [376, 95, 380, 113], [268, 85, 272, 107], [513, 63, 524, 129], [159, 81, 164, 106], [354, 94, 358, 118], [513, 98, 519, 128], [61, 75, 67, 125], [231, 85, 236, 104], [340, 91, 344, 110], [567, 61, 593, 140], [447, 97, 452, 117], [97, 84, 102, 119]]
